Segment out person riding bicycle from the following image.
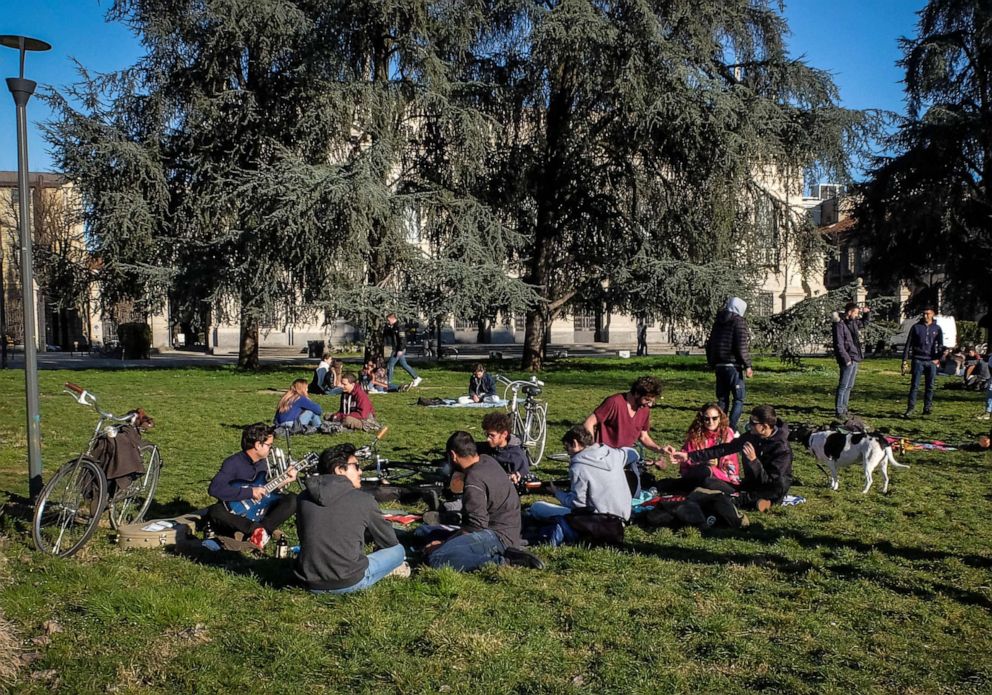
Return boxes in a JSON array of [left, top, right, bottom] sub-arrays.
[[206, 423, 298, 550], [477, 412, 530, 482], [294, 443, 410, 593]]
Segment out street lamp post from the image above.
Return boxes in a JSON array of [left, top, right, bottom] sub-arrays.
[[2, 34, 52, 498]]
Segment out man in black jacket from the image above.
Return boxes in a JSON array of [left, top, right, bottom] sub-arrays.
[[383, 313, 422, 389], [832, 302, 871, 417], [667, 405, 793, 511], [426, 431, 542, 571], [294, 444, 409, 593], [901, 307, 944, 417], [705, 297, 753, 430]]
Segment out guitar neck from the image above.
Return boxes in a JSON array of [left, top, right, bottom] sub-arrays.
[[261, 466, 296, 494]]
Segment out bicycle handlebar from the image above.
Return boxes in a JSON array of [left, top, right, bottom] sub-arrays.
[[64, 382, 84, 394]]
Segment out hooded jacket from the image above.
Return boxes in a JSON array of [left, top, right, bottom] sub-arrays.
[[294, 474, 399, 591], [556, 444, 634, 521], [686, 418, 792, 501], [832, 310, 870, 366], [706, 297, 752, 369], [478, 434, 529, 476]]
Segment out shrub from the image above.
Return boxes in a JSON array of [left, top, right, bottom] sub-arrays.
[[956, 320, 982, 348], [118, 323, 152, 359]]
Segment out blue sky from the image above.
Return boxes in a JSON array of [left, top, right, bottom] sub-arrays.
[[1, 0, 925, 177]]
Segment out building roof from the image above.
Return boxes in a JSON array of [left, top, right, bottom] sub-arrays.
[[819, 216, 856, 236], [0, 171, 66, 188]]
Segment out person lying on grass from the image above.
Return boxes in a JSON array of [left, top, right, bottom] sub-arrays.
[[665, 404, 792, 512], [294, 443, 410, 594], [525, 425, 633, 546], [206, 422, 297, 550], [274, 378, 323, 431], [477, 412, 529, 483], [424, 431, 543, 571]]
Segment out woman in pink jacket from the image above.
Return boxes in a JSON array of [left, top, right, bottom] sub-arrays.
[[680, 403, 740, 486]]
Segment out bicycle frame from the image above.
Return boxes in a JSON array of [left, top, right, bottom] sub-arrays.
[[64, 384, 143, 456]]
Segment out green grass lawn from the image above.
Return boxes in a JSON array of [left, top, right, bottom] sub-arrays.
[[1, 356, 991, 693]]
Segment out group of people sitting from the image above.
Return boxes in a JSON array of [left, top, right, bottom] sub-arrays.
[[275, 371, 378, 434], [206, 373, 795, 594]]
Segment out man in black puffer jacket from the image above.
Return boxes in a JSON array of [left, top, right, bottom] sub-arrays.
[[668, 405, 792, 511], [832, 302, 871, 418], [705, 297, 753, 431]]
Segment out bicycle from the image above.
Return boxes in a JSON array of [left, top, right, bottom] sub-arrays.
[[495, 374, 548, 468], [355, 427, 448, 486], [32, 383, 163, 557]]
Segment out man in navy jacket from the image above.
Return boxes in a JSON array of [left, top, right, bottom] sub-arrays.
[[901, 307, 944, 417], [832, 302, 871, 417]]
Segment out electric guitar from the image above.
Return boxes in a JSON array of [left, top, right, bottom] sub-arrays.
[[225, 452, 318, 522]]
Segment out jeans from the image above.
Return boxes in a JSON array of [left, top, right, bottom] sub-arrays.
[[528, 501, 572, 520], [298, 410, 322, 429], [907, 359, 937, 411], [984, 387, 992, 413], [835, 361, 859, 416], [387, 351, 418, 384], [311, 544, 406, 595], [715, 365, 746, 430], [427, 529, 505, 572], [207, 493, 298, 538]]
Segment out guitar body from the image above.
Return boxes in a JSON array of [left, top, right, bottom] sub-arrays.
[[225, 472, 281, 522]]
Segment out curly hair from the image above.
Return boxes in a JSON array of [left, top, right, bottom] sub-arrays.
[[629, 375, 662, 399], [686, 403, 731, 449]]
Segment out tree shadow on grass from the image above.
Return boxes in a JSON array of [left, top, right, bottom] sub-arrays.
[[170, 544, 298, 589], [625, 537, 817, 577]]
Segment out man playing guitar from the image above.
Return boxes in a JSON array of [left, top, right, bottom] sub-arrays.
[[206, 423, 298, 550]]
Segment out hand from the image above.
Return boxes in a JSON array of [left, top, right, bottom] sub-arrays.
[[509, 472, 521, 485], [901, 361, 907, 376], [846, 362, 852, 368], [396, 350, 404, 357], [932, 359, 940, 366], [668, 450, 689, 465], [742, 442, 757, 462], [284, 467, 298, 484], [251, 486, 266, 501], [472, 394, 481, 403], [548, 482, 559, 496], [423, 540, 443, 555], [745, 367, 754, 378]]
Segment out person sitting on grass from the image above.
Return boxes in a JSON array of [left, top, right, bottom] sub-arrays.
[[458, 363, 497, 404], [274, 378, 323, 432], [477, 412, 529, 483], [206, 423, 297, 550], [666, 404, 792, 512], [361, 357, 398, 393], [309, 352, 343, 396], [329, 372, 378, 430], [678, 403, 740, 488], [526, 425, 634, 546], [425, 431, 543, 571], [294, 443, 410, 594]]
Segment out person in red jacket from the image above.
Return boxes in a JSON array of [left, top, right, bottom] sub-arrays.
[[330, 372, 378, 429]]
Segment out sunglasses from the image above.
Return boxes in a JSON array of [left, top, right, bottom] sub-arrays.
[[701, 415, 720, 422]]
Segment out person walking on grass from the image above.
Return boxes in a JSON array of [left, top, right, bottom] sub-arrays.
[[832, 302, 871, 418], [294, 444, 410, 594], [705, 297, 752, 431], [384, 313, 422, 389], [902, 306, 944, 418]]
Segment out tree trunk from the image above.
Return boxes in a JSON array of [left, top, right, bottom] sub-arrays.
[[521, 310, 546, 371], [364, 316, 384, 363], [238, 307, 259, 370]]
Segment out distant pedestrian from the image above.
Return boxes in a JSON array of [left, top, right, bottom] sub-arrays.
[[902, 306, 944, 417], [705, 297, 752, 431], [832, 302, 871, 418], [383, 313, 422, 389], [636, 320, 648, 356]]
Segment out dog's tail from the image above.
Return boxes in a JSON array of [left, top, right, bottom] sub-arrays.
[[885, 446, 910, 469]]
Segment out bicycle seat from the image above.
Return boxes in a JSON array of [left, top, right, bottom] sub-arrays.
[[522, 384, 542, 397]]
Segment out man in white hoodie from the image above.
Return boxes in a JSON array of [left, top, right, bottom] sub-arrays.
[[528, 425, 635, 523], [705, 297, 753, 431]]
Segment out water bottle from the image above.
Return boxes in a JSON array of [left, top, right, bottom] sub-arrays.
[[203, 520, 216, 540]]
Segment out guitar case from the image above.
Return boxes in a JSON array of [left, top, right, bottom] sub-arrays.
[[116, 513, 203, 549]]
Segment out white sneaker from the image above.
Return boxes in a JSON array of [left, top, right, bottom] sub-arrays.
[[411, 377, 423, 388], [978, 412, 991, 421], [388, 561, 411, 579]]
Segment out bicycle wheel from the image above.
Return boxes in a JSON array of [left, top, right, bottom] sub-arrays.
[[32, 457, 109, 557], [108, 444, 162, 529], [520, 403, 548, 467]]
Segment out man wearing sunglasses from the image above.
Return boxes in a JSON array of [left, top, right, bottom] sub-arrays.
[[666, 405, 792, 512], [294, 443, 410, 593]]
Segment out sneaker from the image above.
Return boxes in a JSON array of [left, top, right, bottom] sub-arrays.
[[248, 527, 270, 550], [411, 376, 423, 388], [738, 513, 750, 529], [502, 547, 545, 570], [978, 413, 991, 421], [756, 499, 772, 513], [903, 408, 915, 419], [923, 408, 932, 416], [387, 562, 411, 579]]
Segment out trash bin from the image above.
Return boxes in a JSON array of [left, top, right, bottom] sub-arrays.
[[307, 340, 325, 358]]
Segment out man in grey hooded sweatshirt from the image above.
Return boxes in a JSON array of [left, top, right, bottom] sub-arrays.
[[705, 297, 753, 430], [528, 425, 634, 523]]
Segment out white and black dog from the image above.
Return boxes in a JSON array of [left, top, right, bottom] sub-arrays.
[[798, 428, 909, 494]]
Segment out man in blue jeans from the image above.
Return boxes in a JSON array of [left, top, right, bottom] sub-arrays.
[[902, 307, 944, 418], [832, 302, 871, 417], [705, 297, 753, 430], [426, 431, 542, 571], [294, 444, 410, 594], [384, 313, 422, 389]]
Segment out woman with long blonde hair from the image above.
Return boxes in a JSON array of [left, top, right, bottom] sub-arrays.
[[275, 378, 323, 430]]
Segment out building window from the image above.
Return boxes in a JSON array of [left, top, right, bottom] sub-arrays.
[[514, 313, 527, 331], [454, 316, 473, 331], [755, 197, 780, 270], [403, 207, 422, 245], [756, 292, 774, 317], [573, 311, 596, 332]]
